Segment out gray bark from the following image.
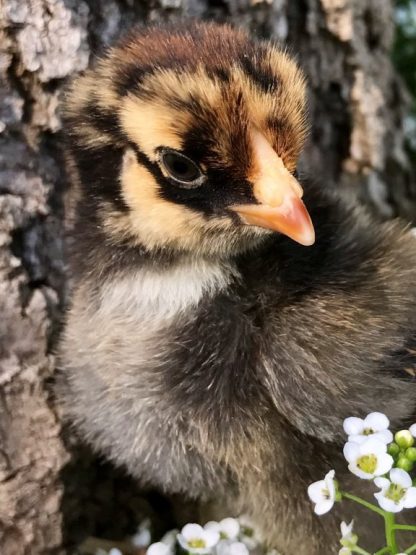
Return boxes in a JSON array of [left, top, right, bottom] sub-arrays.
[[0, 0, 414, 553]]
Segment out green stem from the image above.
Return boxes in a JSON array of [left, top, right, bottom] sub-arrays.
[[351, 547, 370, 555], [384, 512, 398, 555], [351, 546, 371, 555], [405, 543, 416, 554], [374, 548, 390, 555], [394, 524, 416, 533], [341, 492, 386, 517]]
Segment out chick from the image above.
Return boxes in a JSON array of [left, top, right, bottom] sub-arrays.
[[57, 22, 416, 554]]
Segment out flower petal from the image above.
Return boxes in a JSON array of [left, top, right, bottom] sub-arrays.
[[307, 480, 326, 503], [403, 487, 416, 508], [374, 477, 389, 490], [343, 417, 363, 436], [339, 549, 351, 555], [375, 453, 394, 476], [347, 434, 366, 444], [343, 442, 360, 463], [161, 530, 179, 548], [147, 543, 172, 555], [133, 529, 152, 548], [410, 423, 416, 438], [204, 530, 220, 548], [375, 493, 403, 513], [390, 468, 412, 488], [340, 520, 354, 539], [365, 412, 389, 432], [239, 536, 258, 551], [219, 518, 240, 540], [216, 540, 230, 555], [324, 470, 336, 499], [314, 499, 334, 515], [228, 542, 249, 555], [181, 524, 205, 541], [359, 437, 387, 455], [205, 522, 220, 533], [378, 430, 394, 444]]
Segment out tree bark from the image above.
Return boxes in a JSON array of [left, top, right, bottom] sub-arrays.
[[0, 1, 414, 554]]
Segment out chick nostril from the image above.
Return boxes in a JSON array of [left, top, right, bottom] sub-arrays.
[[259, 181, 284, 207], [253, 171, 304, 207]]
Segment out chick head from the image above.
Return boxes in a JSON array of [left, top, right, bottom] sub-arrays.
[[64, 22, 314, 258]]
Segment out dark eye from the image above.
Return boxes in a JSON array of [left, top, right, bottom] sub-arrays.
[[159, 149, 204, 188]]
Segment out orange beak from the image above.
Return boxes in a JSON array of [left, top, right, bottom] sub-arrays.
[[230, 130, 315, 246]]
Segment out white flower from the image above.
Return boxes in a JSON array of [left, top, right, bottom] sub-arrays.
[[237, 515, 254, 531], [339, 549, 351, 555], [409, 423, 416, 438], [178, 523, 220, 554], [343, 412, 393, 445], [340, 520, 355, 543], [108, 549, 123, 555], [307, 470, 336, 515], [160, 530, 179, 549], [216, 541, 249, 555], [205, 519, 240, 540], [374, 468, 416, 513], [132, 519, 152, 547], [339, 520, 357, 553], [237, 515, 259, 550], [147, 542, 172, 555], [343, 438, 393, 479]]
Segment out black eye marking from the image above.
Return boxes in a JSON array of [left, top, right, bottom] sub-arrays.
[[157, 148, 206, 189]]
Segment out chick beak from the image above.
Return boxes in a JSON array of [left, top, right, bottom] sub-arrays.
[[230, 130, 315, 246]]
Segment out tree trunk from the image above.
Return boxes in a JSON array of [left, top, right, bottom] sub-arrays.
[[0, 0, 414, 554]]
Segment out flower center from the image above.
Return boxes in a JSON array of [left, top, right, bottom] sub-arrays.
[[321, 487, 330, 499], [385, 483, 406, 503], [188, 539, 206, 549], [363, 427, 374, 435], [241, 526, 253, 538], [356, 454, 377, 474]]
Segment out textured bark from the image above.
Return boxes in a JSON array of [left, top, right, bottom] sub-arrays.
[[0, 1, 414, 554]]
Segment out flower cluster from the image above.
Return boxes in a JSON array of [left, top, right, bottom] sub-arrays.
[[307, 412, 416, 554], [146, 517, 275, 555], [94, 413, 416, 555]]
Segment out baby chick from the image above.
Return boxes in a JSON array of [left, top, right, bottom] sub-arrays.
[[58, 22, 416, 554]]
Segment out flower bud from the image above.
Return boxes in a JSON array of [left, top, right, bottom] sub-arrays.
[[405, 447, 416, 462], [395, 430, 414, 449], [396, 456, 414, 472], [387, 442, 400, 457]]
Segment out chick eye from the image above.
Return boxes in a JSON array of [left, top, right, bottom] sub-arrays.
[[159, 149, 204, 188]]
